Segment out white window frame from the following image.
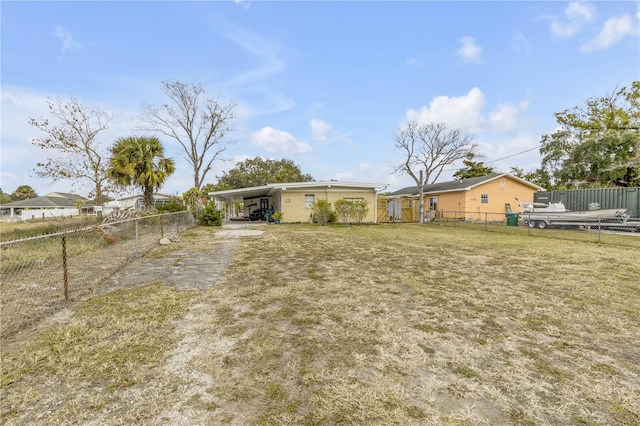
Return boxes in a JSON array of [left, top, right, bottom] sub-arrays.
[[305, 194, 315, 209], [481, 194, 489, 204]]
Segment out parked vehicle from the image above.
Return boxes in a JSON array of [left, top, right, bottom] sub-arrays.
[[519, 201, 629, 229]]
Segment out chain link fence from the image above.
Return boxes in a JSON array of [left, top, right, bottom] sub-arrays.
[[1, 211, 196, 339], [420, 210, 640, 247]]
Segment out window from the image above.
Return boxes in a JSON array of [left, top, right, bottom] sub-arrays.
[[481, 194, 489, 204], [429, 196, 438, 210], [305, 194, 315, 208]]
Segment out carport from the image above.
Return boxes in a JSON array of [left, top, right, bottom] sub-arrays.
[[208, 185, 282, 221]]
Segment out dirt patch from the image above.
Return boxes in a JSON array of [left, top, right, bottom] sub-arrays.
[[104, 225, 264, 290]]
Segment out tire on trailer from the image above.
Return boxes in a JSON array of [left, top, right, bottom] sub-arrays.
[[537, 220, 548, 229], [527, 220, 536, 228]]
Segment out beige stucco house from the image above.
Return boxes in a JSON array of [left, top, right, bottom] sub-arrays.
[[380, 173, 545, 222], [209, 181, 388, 223]]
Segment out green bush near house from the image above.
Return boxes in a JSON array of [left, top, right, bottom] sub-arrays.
[[201, 201, 224, 226], [312, 199, 332, 226]]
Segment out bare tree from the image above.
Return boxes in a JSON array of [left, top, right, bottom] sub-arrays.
[[29, 98, 112, 205], [140, 81, 237, 190], [394, 121, 476, 223]]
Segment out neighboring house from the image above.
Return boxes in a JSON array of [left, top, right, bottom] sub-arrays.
[[380, 173, 544, 222], [209, 181, 389, 223], [0, 192, 90, 222], [103, 193, 181, 215]]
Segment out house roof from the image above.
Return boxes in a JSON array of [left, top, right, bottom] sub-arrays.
[[209, 181, 389, 201], [111, 193, 178, 202], [0, 192, 88, 208], [389, 173, 544, 197]]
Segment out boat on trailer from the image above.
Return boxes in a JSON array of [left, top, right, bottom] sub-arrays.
[[518, 201, 629, 229]]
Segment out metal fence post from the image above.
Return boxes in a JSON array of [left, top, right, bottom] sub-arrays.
[[61, 233, 69, 301], [135, 218, 139, 259], [598, 218, 601, 245]]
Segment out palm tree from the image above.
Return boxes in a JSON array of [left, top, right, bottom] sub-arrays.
[[108, 136, 175, 211]]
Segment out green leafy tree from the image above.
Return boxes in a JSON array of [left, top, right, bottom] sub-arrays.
[[108, 136, 175, 211], [453, 153, 496, 180], [140, 80, 237, 190], [312, 199, 332, 226], [539, 82, 640, 188], [183, 187, 206, 217], [11, 185, 38, 201], [0, 188, 12, 204], [200, 183, 217, 194], [201, 201, 224, 226], [29, 98, 112, 204], [510, 167, 552, 190], [394, 121, 476, 223], [213, 157, 313, 190]]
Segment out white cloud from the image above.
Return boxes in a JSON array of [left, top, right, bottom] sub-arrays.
[[309, 119, 332, 141], [489, 101, 529, 132], [580, 14, 637, 51], [405, 87, 486, 133], [406, 58, 424, 68], [232, 0, 250, 10], [512, 32, 533, 54], [566, 2, 596, 22], [550, 1, 596, 38], [223, 26, 286, 86], [457, 36, 482, 63], [405, 87, 530, 135], [475, 133, 541, 174], [250, 126, 312, 154], [54, 26, 82, 53]]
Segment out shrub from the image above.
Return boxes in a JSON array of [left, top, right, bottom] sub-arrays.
[[312, 199, 332, 226], [334, 199, 352, 224], [156, 199, 187, 213], [352, 200, 369, 225], [201, 201, 224, 226], [332, 199, 369, 225]]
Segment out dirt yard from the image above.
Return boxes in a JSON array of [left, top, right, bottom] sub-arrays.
[[1, 223, 639, 425]]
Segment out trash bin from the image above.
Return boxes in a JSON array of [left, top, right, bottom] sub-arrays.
[[505, 212, 519, 226]]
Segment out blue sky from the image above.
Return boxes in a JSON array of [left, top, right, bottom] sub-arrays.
[[1, 1, 639, 197]]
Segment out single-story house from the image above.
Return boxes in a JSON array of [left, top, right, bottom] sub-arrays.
[[0, 192, 90, 221], [380, 173, 545, 222], [103, 193, 181, 214], [208, 181, 389, 223]]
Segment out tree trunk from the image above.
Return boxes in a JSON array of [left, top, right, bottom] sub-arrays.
[[419, 170, 424, 224], [144, 187, 154, 211]]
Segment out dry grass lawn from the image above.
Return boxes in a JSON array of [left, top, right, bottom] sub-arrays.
[[2, 223, 639, 425]]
